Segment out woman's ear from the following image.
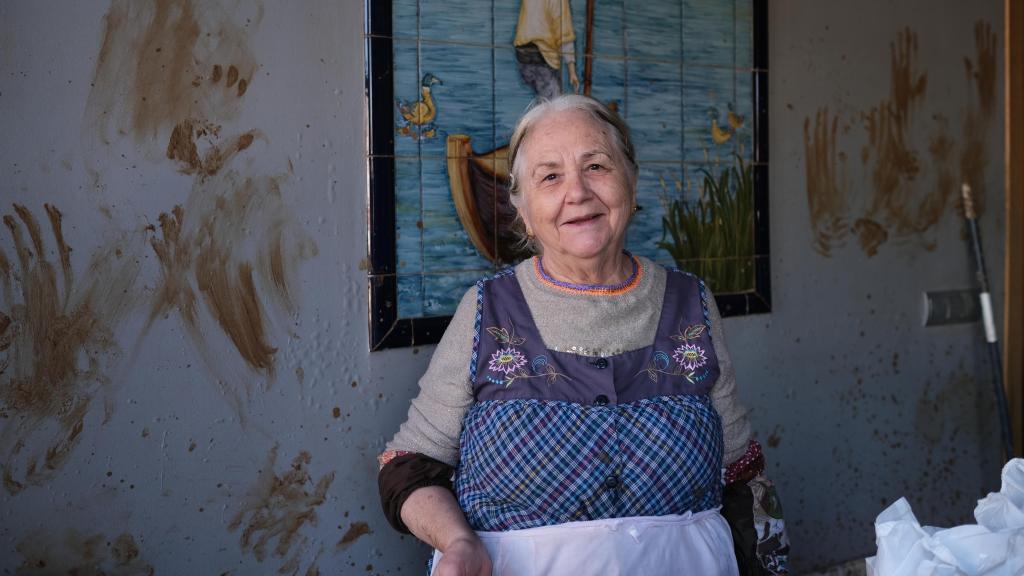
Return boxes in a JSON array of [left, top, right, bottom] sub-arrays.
[[517, 197, 533, 236]]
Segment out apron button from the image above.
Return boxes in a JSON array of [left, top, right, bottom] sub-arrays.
[[594, 394, 609, 406], [592, 357, 609, 369], [604, 475, 620, 489]]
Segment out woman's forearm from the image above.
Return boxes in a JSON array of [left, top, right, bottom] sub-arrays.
[[400, 485, 477, 552]]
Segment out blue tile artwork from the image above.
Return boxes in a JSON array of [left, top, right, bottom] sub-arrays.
[[391, 0, 419, 40], [418, 0, 495, 46], [392, 39, 424, 158], [682, 0, 736, 66], [734, 0, 754, 70], [682, 63, 738, 164], [626, 59, 684, 162], [370, 0, 765, 343], [625, 0, 683, 62], [394, 158, 423, 275]]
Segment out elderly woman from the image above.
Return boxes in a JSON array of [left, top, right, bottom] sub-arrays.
[[378, 95, 785, 575]]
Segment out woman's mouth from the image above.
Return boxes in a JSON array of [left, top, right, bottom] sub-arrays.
[[563, 213, 603, 226]]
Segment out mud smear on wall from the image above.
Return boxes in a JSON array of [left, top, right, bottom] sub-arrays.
[[165, 118, 262, 178], [279, 545, 324, 576], [82, 0, 316, 410], [966, 21, 998, 118], [84, 0, 260, 155], [927, 115, 956, 228], [802, 23, 1001, 257], [146, 171, 316, 412], [958, 21, 998, 217], [857, 27, 953, 249], [229, 447, 335, 573], [0, 205, 141, 494], [337, 522, 373, 550], [852, 218, 888, 257], [15, 529, 154, 575], [804, 107, 851, 256]]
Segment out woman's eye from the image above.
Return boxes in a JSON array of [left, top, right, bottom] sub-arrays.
[[587, 163, 605, 172], [542, 173, 558, 182]]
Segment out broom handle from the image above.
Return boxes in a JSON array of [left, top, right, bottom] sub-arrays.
[[962, 183, 1014, 460]]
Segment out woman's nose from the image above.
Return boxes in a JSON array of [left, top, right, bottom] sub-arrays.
[[564, 170, 594, 203]]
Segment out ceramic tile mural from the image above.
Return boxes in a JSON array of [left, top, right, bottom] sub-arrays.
[[367, 0, 768, 349]]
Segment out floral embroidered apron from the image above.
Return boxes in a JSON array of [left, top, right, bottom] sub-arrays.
[[441, 268, 736, 575]]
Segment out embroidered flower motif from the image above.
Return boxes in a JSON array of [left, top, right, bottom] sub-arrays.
[[638, 321, 713, 383], [530, 355, 548, 373], [484, 322, 569, 387], [489, 347, 527, 375], [652, 351, 671, 371], [671, 323, 706, 343], [673, 343, 707, 371]]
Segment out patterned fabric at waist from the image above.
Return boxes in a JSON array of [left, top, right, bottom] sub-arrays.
[[455, 394, 724, 531]]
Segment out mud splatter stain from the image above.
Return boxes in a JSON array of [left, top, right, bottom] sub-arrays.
[[967, 21, 998, 116], [337, 522, 373, 550], [84, 0, 259, 155], [958, 20, 998, 217], [803, 107, 850, 256], [802, 23, 998, 257], [87, 0, 314, 408], [15, 530, 153, 575], [166, 118, 261, 177], [887, 28, 928, 125], [146, 172, 316, 395], [859, 27, 941, 242], [767, 425, 784, 449], [229, 447, 335, 572], [915, 371, 992, 446], [0, 204, 140, 493], [852, 218, 888, 257]]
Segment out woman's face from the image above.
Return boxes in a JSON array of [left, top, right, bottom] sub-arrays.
[[517, 109, 633, 264]]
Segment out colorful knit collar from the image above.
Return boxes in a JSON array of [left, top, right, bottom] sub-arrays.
[[533, 251, 642, 296]]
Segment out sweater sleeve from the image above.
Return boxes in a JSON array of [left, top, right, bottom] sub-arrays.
[[381, 286, 478, 467], [705, 288, 753, 466]]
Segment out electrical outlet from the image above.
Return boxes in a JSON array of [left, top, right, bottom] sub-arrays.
[[922, 289, 980, 326]]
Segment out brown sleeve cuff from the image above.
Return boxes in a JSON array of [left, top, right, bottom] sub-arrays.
[[377, 452, 455, 534]]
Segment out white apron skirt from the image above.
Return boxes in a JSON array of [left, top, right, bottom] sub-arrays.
[[430, 509, 739, 576]]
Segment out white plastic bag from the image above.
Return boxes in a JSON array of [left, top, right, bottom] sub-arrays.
[[866, 458, 1024, 576], [975, 459, 1024, 532]]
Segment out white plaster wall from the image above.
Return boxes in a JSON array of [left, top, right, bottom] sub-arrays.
[[0, 0, 1006, 574]]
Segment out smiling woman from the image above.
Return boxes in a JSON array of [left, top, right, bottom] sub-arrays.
[[507, 97, 638, 285], [377, 95, 788, 576]]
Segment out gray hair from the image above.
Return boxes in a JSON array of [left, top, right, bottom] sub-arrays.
[[507, 95, 639, 210]]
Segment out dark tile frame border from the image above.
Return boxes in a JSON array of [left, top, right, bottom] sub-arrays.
[[366, 0, 770, 351]]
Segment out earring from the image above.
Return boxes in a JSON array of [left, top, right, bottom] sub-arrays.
[[632, 205, 639, 213]]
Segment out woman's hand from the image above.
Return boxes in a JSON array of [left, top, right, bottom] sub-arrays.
[[400, 486, 491, 575], [434, 535, 492, 576]]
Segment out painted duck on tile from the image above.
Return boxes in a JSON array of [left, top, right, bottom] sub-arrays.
[[708, 107, 733, 145], [727, 102, 745, 131], [397, 73, 442, 140], [708, 103, 745, 146]]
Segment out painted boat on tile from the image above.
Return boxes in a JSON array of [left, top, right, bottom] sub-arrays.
[[446, 134, 528, 265]]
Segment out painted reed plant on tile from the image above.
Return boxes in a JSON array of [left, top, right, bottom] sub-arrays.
[[658, 153, 755, 294]]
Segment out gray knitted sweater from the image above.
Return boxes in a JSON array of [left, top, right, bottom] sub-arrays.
[[385, 255, 752, 467]]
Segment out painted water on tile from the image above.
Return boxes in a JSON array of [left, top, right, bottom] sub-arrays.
[[391, 0, 756, 317]]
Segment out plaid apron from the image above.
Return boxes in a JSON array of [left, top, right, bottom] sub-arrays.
[[448, 268, 731, 572]]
